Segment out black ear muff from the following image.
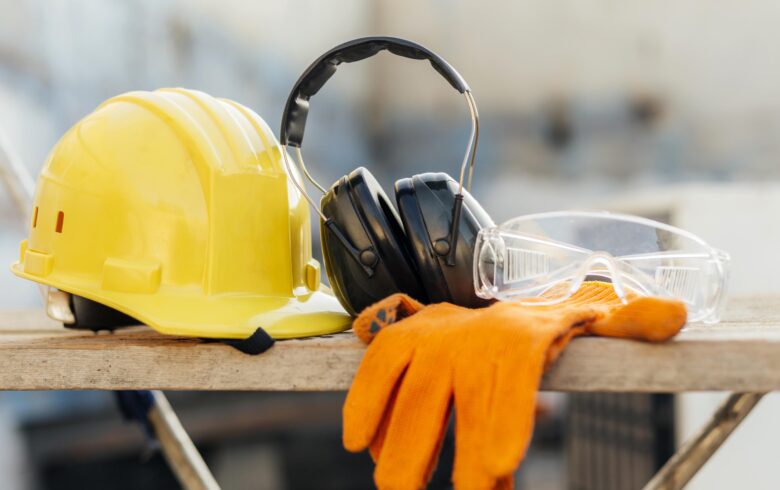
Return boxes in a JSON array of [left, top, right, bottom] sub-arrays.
[[280, 37, 487, 314], [320, 167, 425, 315], [396, 172, 494, 308]]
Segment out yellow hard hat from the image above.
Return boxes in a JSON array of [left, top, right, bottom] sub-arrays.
[[11, 88, 351, 340]]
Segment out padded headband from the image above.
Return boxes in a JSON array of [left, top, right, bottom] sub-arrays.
[[279, 36, 480, 269], [280, 36, 470, 148]]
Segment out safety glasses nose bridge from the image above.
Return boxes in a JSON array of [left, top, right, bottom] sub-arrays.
[[570, 252, 631, 302]]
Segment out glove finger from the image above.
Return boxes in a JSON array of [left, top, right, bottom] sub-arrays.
[[373, 349, 453, 490], [343, 330, 415, 452], [589, 296, 687, 342], [370, 384, 450, 487], [369, 375, 398, 462], [483, 341, 549, 477], [480, 309, 600, 476], [452, 359, 502, 490]]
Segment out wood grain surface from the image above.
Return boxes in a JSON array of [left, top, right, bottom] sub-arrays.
[[0, 295, 778, 392]]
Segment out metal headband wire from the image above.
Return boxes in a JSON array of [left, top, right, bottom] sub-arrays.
[[282, 148, 328, 221], [294, 147, 327, 194], [283, 89, 480, 212], [461, 90, 479, 194]]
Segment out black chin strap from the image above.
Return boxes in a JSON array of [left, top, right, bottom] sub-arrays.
[[219, 327, 275, 355]]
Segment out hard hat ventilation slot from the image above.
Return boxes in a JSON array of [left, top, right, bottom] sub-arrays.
[[55, 211, 64, 233], [32, 207, 38, 228]]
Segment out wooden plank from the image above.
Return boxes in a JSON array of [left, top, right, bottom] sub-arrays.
[[0, 295, 778, 392]]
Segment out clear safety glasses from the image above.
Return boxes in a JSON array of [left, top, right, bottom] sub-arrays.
[[474, 211, 730, 323]]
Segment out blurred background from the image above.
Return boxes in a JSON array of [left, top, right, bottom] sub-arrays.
[[2, 0, 780, 488]]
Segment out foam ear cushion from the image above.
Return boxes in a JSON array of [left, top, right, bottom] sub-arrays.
[[395, 172, 495, 308], [320, 167, 425, 315]]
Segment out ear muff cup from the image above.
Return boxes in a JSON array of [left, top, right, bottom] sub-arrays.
[[320, 167, 426, 315], [395, 172, 494, 308]]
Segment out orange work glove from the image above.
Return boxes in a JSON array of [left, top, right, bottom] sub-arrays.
[[343, 282, 686, 490]]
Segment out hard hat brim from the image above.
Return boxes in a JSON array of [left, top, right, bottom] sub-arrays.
[[12, 263, 352, 340]]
